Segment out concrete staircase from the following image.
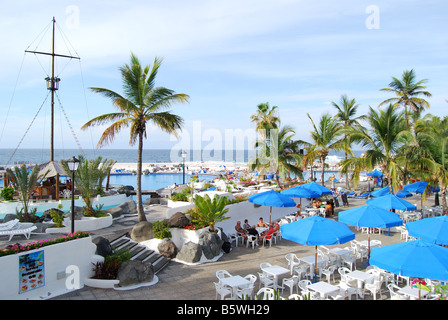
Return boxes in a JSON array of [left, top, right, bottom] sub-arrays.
[[109, 233, 170, 274]]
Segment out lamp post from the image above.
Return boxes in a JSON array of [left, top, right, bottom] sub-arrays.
[[66, 156, 80, 234], [181, 151, 187, 185]]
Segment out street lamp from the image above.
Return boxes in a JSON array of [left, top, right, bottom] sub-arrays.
[[66, 156, 80, 234], [181, 151, 187, 184]]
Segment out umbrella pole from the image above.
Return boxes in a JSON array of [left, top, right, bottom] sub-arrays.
[[269, 207, 272, 225], [314, 246, 318, 283]]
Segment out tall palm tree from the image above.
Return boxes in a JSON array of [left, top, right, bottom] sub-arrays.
[[379, 69, 432, 124], [250, 102, 280, 145], [332, 95, 365, 188], [249, 126, 303, 188], [82, 54, 190, 222], [339, 105, 412, 192], [306, 113, 347, 187]]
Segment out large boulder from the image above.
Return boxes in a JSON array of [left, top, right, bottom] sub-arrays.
[[167, 212, 190, 228], [157, 239, 178, 259], [92, 236, 113, 257], [176, 242, 202, 264], [116, 260, 154, 287], [39, 208, 65, 223], [131, 221, 154, 242], [199, 231, 224, 260], [117, 200, 138, 215]]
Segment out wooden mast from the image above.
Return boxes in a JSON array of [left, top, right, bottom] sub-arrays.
[[25, 17, 80, 200]]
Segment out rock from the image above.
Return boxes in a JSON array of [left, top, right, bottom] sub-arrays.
[[33, 222, 57, 233], [157, 239, 178, 259], [176, 242, 202, 264], [116, 260, 154, 287], [39, 208, 65, 223], [106, 206, 124, 219], [167, 212, 191, 228], [131, 221, 154, 242], [118, 200, 138, 215], [199, 231, 224, 260], [92, 237, 113, 257], [0, 214, 18, 223]]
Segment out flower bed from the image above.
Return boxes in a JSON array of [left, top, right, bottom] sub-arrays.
[[0, 231, 90, 257]]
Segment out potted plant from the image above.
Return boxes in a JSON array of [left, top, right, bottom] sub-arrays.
[[192, 194, 230, 232]]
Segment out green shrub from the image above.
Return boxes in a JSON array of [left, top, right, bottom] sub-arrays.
[[153, 220, 172, 239], [92, 249, 132, 280], [50, 209, 64, 228], [171, 193, 188, 202], [0, 187, 15, 201]]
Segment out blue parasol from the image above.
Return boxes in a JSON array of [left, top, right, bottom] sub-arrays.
[[366, 169, 383, 177], [406, 216, 448, 245], [370, 186, 391, 198], [339, 205, 403, 262], [370, 240, 448, 281], [403, 181, 429, 194], [249, 190, 296, 223], [367, 193, 417, 211], [300, 181, 333, 196]]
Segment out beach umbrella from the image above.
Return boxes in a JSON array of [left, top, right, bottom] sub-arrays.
[[366, 169, 383, 177], [404, 181, 429, 208], [370, 186, 391, 198], [281, 215, 355, 281], [370, 240, 448, 299], [339, 205, 403, 262], [406, 216, 448, 245], [248, 190, 296, 224], [396, 190, 413, 198], [281, 185, 321, 214], [403, 181, 429, 194], [300, 181, 333, 196], [367, 193, 417, 211]]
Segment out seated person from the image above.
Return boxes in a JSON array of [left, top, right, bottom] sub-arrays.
[[235, 221, 248, 239], [256, 217, 268, 228], [311, 200, 318, 208], [316, 200, 323, 207], [259, 224, 275, 244], [273, 221, 280, 232], [243, 219, 251, 230]]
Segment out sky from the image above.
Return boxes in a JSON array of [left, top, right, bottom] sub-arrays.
[[0, 0, 447, 155]]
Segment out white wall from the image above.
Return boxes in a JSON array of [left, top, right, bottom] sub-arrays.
[[0, 237, 96, 300]]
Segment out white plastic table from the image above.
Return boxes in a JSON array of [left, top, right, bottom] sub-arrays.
[[398, 286, 429, 299], [307, 281, 340, 298], [346, 270, 375, 299], [262, 265, 289, 290], [220, 275, 251, 300]]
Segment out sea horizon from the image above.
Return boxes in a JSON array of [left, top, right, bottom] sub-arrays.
[[0, 148, 366, 166]]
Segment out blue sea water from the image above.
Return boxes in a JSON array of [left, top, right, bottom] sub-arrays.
[[0, 148, 362, 190]]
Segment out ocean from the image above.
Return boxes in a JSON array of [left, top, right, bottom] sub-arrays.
[[0, 148, 362, 190]]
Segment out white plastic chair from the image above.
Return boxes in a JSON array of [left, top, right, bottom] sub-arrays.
[[364, 279, 383, 300], [246, 234, 258, 249], [288, 294, 302, 300], [257, 272, 275, 289], [321, 265, 337, 283], [216, 270, 232, 283], [228, 233, 239, 247], [256, 287, 275, 300], [285, 253, 301, 275], [341, 252, 356, 271], [235, 284, 255, 300], [298, 279, 312, 295], [263, 233, 274, 247], [243, 274, 257, 287], [388, 283, 409, 300], [282, 275, 299, 296], [260, 262, 272, 270], [214, 282, 232, 300]]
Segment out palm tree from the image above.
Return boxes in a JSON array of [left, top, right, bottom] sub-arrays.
[[82, 54, 190, 222], [192, 194, 230, 232], [379, 69, 432, 124], [6, 165, 41, 222], [332, 95, 365, 188], [250, 102, 280, 144], [339, 105, 412, 192], [249, 126, 303, 188], [305, 113, 347, 187]]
